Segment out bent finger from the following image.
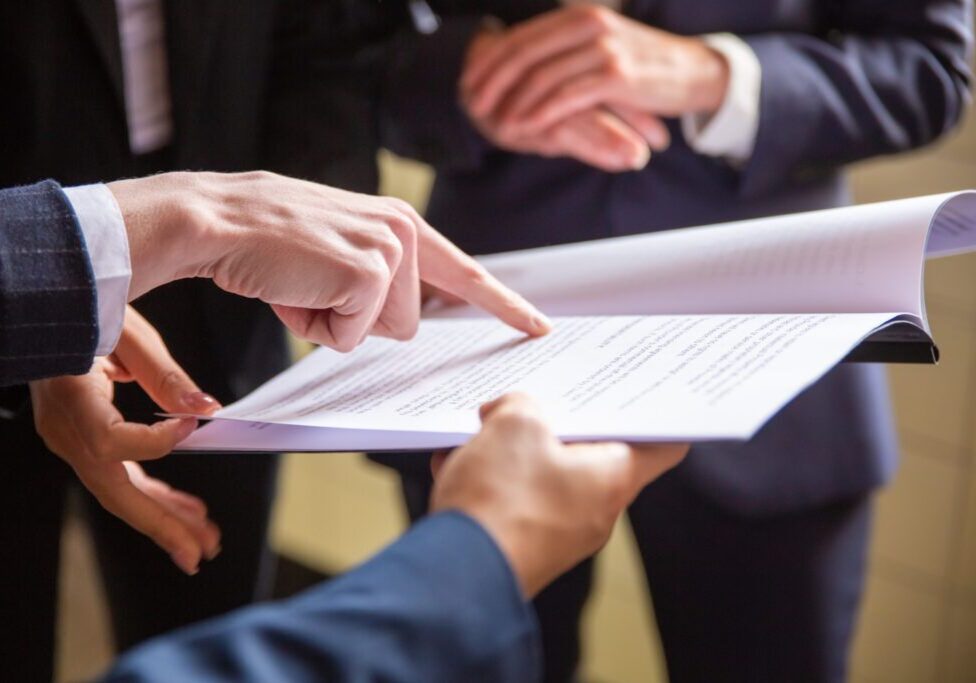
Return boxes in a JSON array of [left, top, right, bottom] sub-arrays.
[[372, 212, 421, 341], [555, 110, 650, 171], [114, 309, 220, 415], [123, 462, 221, 559], [272, 304, 377, 353], [465, 9, 610, 112], [606, 105, 671, 150], [523, 74, 617, 135], [501, 45, 610, 127], [79, 462, 209, 575]]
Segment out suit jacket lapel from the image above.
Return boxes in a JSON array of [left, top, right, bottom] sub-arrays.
[[72, 0, 125, 110]]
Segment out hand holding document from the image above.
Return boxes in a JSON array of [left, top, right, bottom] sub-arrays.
[[179, 191, 976, 452]]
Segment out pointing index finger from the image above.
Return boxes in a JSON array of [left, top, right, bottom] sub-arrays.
[[417, 222, 551, 337]]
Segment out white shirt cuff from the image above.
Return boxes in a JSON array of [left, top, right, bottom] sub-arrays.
[[63, 184, 132, 356], [681, 33, 762, 165]]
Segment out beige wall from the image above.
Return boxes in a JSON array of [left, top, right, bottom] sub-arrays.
[[57, 115, 976, 683], [847, 113, 976, 683]]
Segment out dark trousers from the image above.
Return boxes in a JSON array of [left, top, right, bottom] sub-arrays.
[[1, 417, 280, 683], [393, 457, 873, 683]]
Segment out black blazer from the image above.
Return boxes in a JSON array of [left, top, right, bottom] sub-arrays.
[[0, 0, 380, 406], [0, 181, 98, 386]]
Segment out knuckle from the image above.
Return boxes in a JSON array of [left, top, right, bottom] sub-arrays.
[[490, 409, 529, 433], [459, 260, 490, 286], [595, 35, 617, 59], [604, 56, 629, 80], [345, 252, 389, 294], [393, 317, 420, 342], [332, 337, 359, 353], [362, 253, 393, 289], [578, 5, 614, 32], [388, 210, 418, 245], [378, 229, 405, 268], [155, 369, 183, 394], [386, 196, 417, 220], [492, 406, 545, 436], [243, 169, 276, 182], [332, 256, 362, 285], [90, 432, 118, 463]]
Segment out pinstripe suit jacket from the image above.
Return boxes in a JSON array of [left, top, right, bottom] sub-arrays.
[[0, 180, 97, 386]]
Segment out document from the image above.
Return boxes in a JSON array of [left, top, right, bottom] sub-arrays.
[[178, 191, 976, 452], [431, 190, 976, 362]]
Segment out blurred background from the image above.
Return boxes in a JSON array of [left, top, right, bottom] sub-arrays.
[[58, 116, 976, 683]]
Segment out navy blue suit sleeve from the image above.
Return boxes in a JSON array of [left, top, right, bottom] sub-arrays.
[[103, 511, 542, 683], [741, 0, 973, 196], [0, 180, 98, 386]]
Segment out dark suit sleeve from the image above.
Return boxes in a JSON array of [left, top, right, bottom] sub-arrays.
[[379, 11, 496, 173], [740, 0, 973, 197], [102, 511, 542, 683], [0, 180, 98, 386]]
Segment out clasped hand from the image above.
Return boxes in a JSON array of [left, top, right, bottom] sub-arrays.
[[459, 5, 729, 172]]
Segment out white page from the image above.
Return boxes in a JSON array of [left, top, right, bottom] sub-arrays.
[[179, 313, 895, 451], [429, 192, 976, 329], [178, 420, 470, 452], [926, 192, 976, 257]]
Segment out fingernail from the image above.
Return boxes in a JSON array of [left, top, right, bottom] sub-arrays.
[[532, 314, 553, 333], [205, 545, 222, 562], [172, 550, 199, 575], [650, 131, 670, 151], [632, 146, 651, 170], [181, 391, 220, 412]]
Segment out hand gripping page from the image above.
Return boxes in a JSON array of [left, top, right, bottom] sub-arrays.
[[176, 191, 976, 453]]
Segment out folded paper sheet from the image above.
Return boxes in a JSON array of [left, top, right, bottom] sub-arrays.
[[179, 313, 893, 451], [178, 191, 976, 452]]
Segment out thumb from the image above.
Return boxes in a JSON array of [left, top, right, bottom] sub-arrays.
[[569, 441, 689, 501], [113, 309, 221, 415], [627, 443, 689, 486]]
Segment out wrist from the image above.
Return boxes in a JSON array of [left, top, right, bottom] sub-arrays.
[[449, 503, 554, 598], [687, 38, 730, 115], [107, 173, 221, 299]]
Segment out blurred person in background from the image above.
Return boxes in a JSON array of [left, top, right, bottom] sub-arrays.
[[367, 1, 974, 681]]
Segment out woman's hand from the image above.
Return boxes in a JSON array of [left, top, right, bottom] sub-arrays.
[[30, 307, 222, 575]]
